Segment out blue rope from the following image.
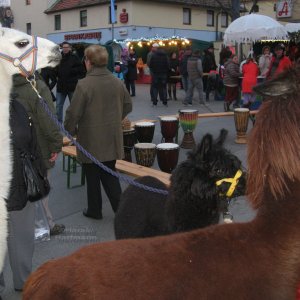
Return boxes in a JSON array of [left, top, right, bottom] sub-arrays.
[[37, 93, 169, 196]]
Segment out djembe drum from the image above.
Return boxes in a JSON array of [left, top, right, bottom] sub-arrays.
[[234, 108, 250, 144], [156, 143, 179, 173], [135, 122, 155, 143], [134, 143, 156, 167], [178, 109, 198, 149], [122, 129, 136, 162], [160, 117, 179, 143]]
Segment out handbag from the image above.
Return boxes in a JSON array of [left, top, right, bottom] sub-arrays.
[[21, 152, 50, 202]]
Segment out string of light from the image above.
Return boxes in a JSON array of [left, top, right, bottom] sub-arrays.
[[116, 35, 191, 48]]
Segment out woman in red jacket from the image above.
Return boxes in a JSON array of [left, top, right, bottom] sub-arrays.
[[267, 44, 292, 79], [241, 56, 259, 108]]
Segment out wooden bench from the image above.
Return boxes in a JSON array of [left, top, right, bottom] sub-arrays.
[[159, 110, 258, 120], [62, 146, 170, 188]]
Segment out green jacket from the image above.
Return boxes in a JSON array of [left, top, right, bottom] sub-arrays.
[[12, 74, 63, 169], [64, 66, 132, 164]]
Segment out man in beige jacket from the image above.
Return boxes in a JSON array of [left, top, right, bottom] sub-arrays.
[[64, 45, 132, 219]]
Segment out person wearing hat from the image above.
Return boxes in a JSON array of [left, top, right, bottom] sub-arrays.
[[267, 44, 292, 79], [258, 46, 272, 77], [202, 43, 217, 101], [149, 45, 169, 106]]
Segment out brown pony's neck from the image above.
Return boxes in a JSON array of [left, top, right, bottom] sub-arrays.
[[247, 94, 300, 210], [256, 180, 300, 229]]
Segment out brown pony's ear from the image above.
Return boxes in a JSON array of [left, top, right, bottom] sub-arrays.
[[253, 67, 298, 98]]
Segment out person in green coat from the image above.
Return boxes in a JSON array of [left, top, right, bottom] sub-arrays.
[[64, 45, 132, 219], [12, 73, 64, 236]]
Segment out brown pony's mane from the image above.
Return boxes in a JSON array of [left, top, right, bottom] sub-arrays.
[[247, 66, 300, 209]]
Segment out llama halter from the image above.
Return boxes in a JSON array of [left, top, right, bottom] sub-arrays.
[[0, 35, 38, 78], [216, 169, 243, 197]]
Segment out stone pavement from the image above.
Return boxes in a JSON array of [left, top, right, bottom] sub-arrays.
[[1, 84, 256, 300]]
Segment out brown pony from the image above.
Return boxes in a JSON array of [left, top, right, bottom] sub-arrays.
[[23, 67, 300, 300]]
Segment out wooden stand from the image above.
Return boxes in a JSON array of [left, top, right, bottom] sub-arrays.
[[180, 132, 196, 149]]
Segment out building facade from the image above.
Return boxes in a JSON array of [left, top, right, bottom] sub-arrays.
[[11, 0, 242, 44]]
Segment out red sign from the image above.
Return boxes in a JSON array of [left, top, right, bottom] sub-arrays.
[[64, 32, 102, 41], [120, 9, 128, 23], [276, 0, 292, 18]]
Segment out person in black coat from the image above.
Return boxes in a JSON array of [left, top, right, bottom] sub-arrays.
[[40, 67, 57, 102], [149, 47, 169, 106], [0, 97, 47, 293], [179, 47, 192, 92], [167, 52, 179, 100], [56, 42, 85, 123], [202, 44, 217, 101], [124, 48, 138, 96]]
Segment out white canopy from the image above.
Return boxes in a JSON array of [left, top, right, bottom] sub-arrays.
[[223, 14, 288, 45], [285, 23, 300, 33]]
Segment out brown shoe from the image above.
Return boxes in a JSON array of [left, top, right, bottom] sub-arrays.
[[50, 224, 65, 236]]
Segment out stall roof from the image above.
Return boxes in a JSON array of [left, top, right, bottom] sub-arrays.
[[45, 0, 249, 14]]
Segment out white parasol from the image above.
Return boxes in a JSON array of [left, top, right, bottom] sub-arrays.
[[285, 23, 300, 33], [223, 14, 288, 45]]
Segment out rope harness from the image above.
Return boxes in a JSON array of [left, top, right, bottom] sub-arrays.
[[0, 36, 243, 198], [216, 169, 243, 197], [0, 36, 37, 78]]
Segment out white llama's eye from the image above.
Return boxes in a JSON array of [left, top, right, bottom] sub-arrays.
[[15, 40, 30, 48]]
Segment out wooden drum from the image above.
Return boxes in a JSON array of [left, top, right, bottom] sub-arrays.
[[134, 122, 155, 143], [134, 143, 156, 167], [178, 109, 198, 149], [156, 143, 179, 173], [160, 116, 179, 143], [234, 108, 250, 144], [122, 129, 136, 162]]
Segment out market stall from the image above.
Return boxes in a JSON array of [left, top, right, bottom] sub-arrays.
[[223, 14, 289, 108], [117, 36, 210, 84]]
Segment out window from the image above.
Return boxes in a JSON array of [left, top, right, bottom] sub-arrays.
[[109, 5, 117, 24], [207, 10, 214, 26], [54, 14, 61, 30], [80, 10, 87, 27], [26, 22, 31, 35], [183, 8, 191, 25], [25, 0, 31, 5], [221, 12, 228, 28]]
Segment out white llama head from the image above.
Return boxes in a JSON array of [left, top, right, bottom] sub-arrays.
[[0, 24, 61, 77]]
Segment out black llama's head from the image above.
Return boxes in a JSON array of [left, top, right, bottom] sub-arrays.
[[187, 129, 246, 199], [167, 129, 246, 232]]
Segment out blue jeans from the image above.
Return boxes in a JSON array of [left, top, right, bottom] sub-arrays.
[[56, 91, 74, 123], [184, 77, 204, 104]]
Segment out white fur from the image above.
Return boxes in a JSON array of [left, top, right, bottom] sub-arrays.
[[0, 24, 61, 271]]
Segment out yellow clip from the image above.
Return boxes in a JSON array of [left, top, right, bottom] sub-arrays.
[[215, 169, 243, 197]]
